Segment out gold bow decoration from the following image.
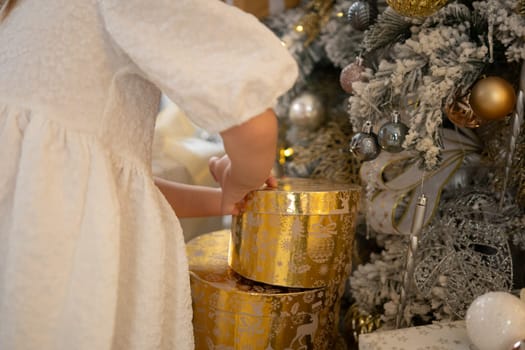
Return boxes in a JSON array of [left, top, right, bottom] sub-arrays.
[[360, 128, 482, 235]]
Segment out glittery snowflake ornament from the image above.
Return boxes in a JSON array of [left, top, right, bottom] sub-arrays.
[[414, 190, 513, 318]]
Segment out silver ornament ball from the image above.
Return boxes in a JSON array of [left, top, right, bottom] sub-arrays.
[[377, 119, 408, 153], [347, 1, 378, 31], [349, 131, 380, 161], [288, 92, 325, 130]]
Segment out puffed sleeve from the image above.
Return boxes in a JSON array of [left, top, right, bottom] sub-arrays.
[[98, 0, 298, 133]]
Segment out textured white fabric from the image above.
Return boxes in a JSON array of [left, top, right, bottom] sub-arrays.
[[0, 0, 298, 349]]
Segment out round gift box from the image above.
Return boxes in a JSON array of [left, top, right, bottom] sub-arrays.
[[187, 230, 335, 350], [229, 178, 361, 288]]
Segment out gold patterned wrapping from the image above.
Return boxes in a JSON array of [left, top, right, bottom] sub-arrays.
[[188, 230, 334, 350], [229, 178, 361, 289]]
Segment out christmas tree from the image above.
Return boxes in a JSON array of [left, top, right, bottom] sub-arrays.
[[264, 0, 525, 338]]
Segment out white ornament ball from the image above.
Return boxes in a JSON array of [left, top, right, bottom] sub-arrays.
[[288, 92, 324, 130], [466, 292, 525, 350]]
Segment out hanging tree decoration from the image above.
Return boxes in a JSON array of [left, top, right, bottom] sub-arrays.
[[359, 128, 482, 235], [510, 62, 525, 208], [350, 3, 488, 169], [414, 189, 514, 318], [500, 89, 524, 210], [347, 0, 379, 31], [469, 76, 517, 122], [377, 111, 409, 153], [343, 304, 382, 345], [288, 91, 325, 130], [444, 93, 485, 129], [339, 56, 367, 94], [466, 291, 525, 350], [349, 120, 381, 161], [396, 193, 427, 329]]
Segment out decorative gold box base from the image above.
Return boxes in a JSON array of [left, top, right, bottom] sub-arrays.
[[188, 230, 338, 350]]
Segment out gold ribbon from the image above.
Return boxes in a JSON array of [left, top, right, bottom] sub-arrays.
[[360, 129, 481, 235]]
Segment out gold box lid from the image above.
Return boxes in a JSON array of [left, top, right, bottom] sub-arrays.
[[241, 178, 361, 215], [229, 178, 361, 288]]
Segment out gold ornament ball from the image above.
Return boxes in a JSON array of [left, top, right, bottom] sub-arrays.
[[469, 76, 517, 121], [386, 0, 448, 17]]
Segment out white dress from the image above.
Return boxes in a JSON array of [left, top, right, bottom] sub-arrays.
[[0, 0, 298, 349]]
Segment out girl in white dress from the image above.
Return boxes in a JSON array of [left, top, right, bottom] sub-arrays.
[[0, 0, 298, 349]]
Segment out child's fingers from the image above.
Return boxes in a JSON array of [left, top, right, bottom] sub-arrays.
[[209, 155, 229, 183], [265, 175, 278, 188], [208, 156, 219, 182]]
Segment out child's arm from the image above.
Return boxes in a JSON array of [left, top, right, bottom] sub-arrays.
[[154, 177, 224, 217], [209, 108, 278, 214], [156, 108, 278, 217]]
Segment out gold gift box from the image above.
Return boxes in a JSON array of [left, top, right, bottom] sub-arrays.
[[188, 230, 334, 350], [229, 178, 361, 289]]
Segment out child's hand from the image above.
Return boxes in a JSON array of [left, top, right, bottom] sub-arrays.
[[208, 154, 243, 215], [209, 155, 276, 215], [210, 108, 279, 215]]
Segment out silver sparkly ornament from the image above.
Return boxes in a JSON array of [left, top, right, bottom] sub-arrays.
[[288, 92, 325, 130], [378, 111, 409, 153], [347, 0, 378, 31], [349, 121, 380, 161], [414, 189, 513, 318], [340, 57, 366, 94]]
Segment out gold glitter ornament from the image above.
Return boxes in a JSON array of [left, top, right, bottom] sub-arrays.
[[469, 76, 517, 121], [386, 0, 448, 17], [343, 304, 382, 344]]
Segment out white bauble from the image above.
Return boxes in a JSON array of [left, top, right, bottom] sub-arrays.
[[466, 292, 525, 350]]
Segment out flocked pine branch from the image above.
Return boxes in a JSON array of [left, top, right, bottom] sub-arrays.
[[362, 7, 413, 54], [321, 0, 365, 68], [473, 0, 525, 62], [349, 233, 454, 329], [267, 1, 383, 116], [350, 2, 488, 168]]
